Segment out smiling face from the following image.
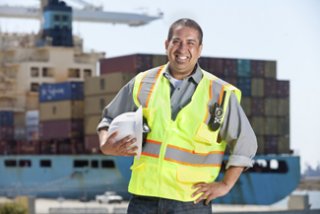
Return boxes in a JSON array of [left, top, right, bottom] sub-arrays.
[[165, 25, 203, 80]]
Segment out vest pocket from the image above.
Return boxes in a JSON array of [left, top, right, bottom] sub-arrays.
[[176, 166, 213, 183], [130, 162, 145, 171], [193, 123, 218, 153]]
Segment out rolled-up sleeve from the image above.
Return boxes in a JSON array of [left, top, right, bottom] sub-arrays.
[[220, 93, 258, 169], [96, 78, 136, 132]]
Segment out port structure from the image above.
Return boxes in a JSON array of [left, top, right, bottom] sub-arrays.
[[0, 0, 163, 27]]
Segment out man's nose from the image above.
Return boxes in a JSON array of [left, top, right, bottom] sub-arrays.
[[177, 42, 188, 51]]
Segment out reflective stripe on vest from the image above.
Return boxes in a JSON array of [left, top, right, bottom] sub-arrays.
[[141, 139, 161, 158], [142, 139, 224, 166], [136, 66, 164, 108], [165, 144, 224, 167]]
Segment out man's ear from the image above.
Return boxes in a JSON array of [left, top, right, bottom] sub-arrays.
[[165, 40, 169, 50]]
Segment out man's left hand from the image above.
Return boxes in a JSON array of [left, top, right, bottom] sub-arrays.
[[191, 181, 231, 205]]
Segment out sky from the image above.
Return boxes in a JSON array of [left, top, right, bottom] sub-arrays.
[[1, 0, 320, 172]]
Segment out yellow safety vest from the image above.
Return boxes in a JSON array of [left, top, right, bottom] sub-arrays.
[[129, 64, 241, 201]]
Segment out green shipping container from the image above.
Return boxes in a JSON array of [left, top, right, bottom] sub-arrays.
[[264, 98, 278, 116], [251, 78, 264, 97], [264, 61, 276, 78]]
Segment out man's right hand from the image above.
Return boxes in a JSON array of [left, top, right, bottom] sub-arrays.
[[98, 129, 138, 156]]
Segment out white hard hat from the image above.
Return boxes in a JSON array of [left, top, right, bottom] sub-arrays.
[[108, 106, 143, 159]]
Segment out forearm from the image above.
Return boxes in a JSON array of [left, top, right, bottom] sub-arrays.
[[221, 166, 244, 191], [98, 129, 109, 155], [98, 129, 137, 156], [192, 165, 244, 204]]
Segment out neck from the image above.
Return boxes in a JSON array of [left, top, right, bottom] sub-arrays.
[[169, 71, 192, 80], [169, 66, 197, 80]]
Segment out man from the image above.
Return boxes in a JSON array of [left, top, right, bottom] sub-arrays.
[[97, 18, 257, 213]]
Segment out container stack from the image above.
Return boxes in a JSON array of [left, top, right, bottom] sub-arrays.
[[13, 111, 26, 141], [100, 54, 167, 75], [39, 81, 84, 154], [200, 57, 290, 155], [25, 110, 40, 142], [84, 73, 135, 153], [0, 111, 14, 141], [100, 54, 290, 155]]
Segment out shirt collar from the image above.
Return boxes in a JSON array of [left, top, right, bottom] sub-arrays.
[[163, 63, 203, 84]]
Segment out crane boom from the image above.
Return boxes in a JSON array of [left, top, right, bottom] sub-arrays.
[[0, 5, 163, 26]]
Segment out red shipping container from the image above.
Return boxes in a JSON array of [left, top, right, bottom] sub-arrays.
[[100, 54, 154, 75], [208, 58, 225, 77], [40, 119, 83, 140], [251, 60, 265, 77], [0, 126, 14, 140], [264, 78, 277, 97], [223, 59, 237, 77], [223, 77, 237, 86], [17, 141, 39, 154], [85, 134, 101, 154], [264, 135, 278, 154], [276, 80, 290, 98], [100, 55, 137, 74], [251, 98, 265, 116], [136, 54, 153, 71]]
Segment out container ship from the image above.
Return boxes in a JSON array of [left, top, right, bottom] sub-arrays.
[[0, 0, 300, 205]]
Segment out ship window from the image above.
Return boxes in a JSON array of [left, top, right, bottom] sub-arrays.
[[74, 160, 89, 168], [91, 160, 99, 168], [31, 67, 39, 77], [42, 67, 54, 77], [5, 160, 17, 167], [68, 68, 81, 78], [19, 160, 31, 167], [248, 159, 288, 173], [30, 83, 39, 92], [40, 160, 51, 168], [101, 160, 115, 168], [54, 14, 60, 21], [62, 15, 68, 22], [270, 159, 279, 169], [84, 69, 92, 78]]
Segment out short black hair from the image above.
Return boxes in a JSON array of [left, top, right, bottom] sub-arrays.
[[167, 18, 203, 45]]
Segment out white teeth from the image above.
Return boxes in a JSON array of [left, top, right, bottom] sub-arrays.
[[177, 56, 188, 60]]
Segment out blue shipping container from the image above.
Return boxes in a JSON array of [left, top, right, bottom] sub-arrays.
[[237, 59, 251, 77], [0, 111, 14, 126], [237, 77, 251, 97], [40, 82, 84, 102]]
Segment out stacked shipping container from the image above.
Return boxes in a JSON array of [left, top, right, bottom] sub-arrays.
[[0, 111, 14, 140], [201, 58, 290, 154], [39, 81, 85, 153], [99, 54, 290, 155], [0, 53, 290, 155], [84, 73, 135, 153]]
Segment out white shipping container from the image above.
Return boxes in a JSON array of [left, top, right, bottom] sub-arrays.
[[26, 110, 39, 126], [14, 126, 26, 140], [26, 125, 39, 141]]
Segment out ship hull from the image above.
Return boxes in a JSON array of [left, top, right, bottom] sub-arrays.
[[0, 154, 300, 204]]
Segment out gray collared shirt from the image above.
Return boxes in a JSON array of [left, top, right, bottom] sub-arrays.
[[97, 64, 257, 169]]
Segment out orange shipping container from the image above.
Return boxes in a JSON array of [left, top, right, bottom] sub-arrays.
[[26, 92, 39, 110], [85, 134, 100, 154], [85, 73, 134, 96], [40, 100, 84, 121], [85, 114, 101, 135], [84, 94, 116, 116]]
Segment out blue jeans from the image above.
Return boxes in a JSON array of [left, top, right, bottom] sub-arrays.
[[127, 195, 212, 214]]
